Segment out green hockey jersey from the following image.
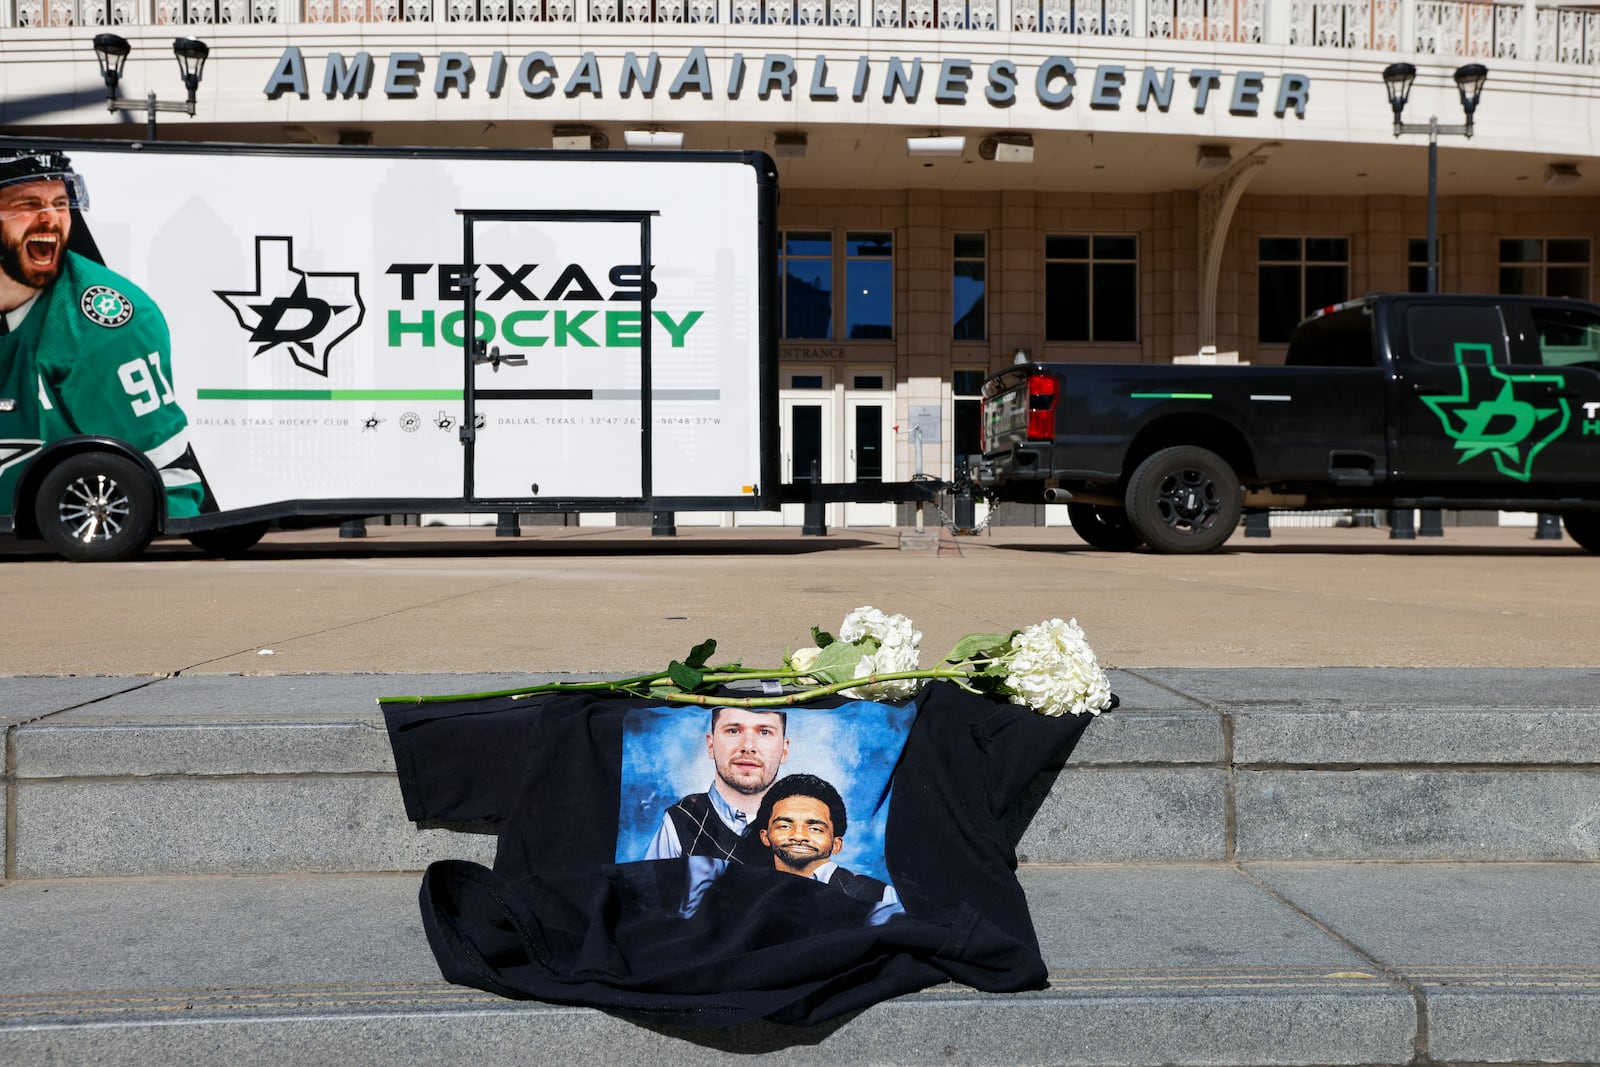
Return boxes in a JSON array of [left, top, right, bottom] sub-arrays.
[[0, 251, 208, 519]]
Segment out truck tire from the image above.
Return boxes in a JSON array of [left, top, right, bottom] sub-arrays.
[[1124, 445, 1242, 554], [35, 453, 157, 563], [1563, 513, 1600, 552], [187, 521, 271, 556], [1067, 503, 1144, 551]]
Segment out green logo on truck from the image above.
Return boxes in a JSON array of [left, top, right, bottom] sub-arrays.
[[1418, 342, 1570, 482]]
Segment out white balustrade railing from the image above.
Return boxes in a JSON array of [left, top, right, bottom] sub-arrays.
[[1537, 3, 1599, 62], [1414, 0, 1520, 56], [1152, 0, 1264, 41], [5, 0, 1596, 66]]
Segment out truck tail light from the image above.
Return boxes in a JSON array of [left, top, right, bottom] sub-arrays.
[[1026, 373, 1057, 441]]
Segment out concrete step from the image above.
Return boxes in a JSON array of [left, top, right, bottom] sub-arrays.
[[3, 863, 1598, 1065], [5, 669, 1600, 879]]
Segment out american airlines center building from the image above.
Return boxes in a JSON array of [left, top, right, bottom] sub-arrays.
[[2, 1, 1596, 528]]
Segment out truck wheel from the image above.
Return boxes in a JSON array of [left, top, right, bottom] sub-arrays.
[[1125, 446, 1242, 554], [187, 521, 271, 556], [1067, 503, 1144, 551], [1563, 513, 1600, 552], [35, 453, 157, 563]]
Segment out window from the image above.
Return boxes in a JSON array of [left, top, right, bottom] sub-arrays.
[[845, 232, 893, 340], [1529, 305, 1600, 369], [1284, 306, 1375, 367], [781, 232, 832, 340], [1044, 235, 1138, 342], [781, 230, 895, 340], [953, 369, 986, 462], [1500, 238, 1591, 300], [1405, 305, 1508, 365], [1408, 237, 1440, 294], [953, 233, 986, 341], [1259, 237, 1349, 343]]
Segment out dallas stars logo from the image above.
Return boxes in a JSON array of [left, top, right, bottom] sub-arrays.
[[1418, 342, 1570, 482], [216, 236, 364, 377]]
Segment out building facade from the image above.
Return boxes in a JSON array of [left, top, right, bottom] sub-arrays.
[[2, 0, 1597, 526]]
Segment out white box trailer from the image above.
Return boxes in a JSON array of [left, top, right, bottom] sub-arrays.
[[0, 137, 778, 560]]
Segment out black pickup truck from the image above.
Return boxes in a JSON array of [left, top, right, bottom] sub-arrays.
[[978, 293, 1600, 553]]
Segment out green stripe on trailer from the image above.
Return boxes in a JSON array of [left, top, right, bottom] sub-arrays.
[[1131, 391, 1214, 400]]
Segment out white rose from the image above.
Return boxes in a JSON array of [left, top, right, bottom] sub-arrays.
[[788, 646, 823, 684]]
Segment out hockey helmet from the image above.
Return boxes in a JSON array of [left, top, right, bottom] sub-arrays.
[[0, 150, 89, 211]]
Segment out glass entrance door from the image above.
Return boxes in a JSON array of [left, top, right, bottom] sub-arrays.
[[844, 394, 894, 526], [735, 393, 836, 526]]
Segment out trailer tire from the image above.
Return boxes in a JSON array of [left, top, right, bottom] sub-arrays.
[[1563, 512, 1600, 552], [187, 521, 271, 556], [1125, 445, 1241, 554], [35, 453, 157, 563], [1067, 503, 1144, 551]]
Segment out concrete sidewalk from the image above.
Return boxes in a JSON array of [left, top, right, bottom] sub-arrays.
[[3, 523, 1598, 675]]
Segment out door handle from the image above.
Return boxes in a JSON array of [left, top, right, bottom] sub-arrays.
[[474, 344, 527, 371]]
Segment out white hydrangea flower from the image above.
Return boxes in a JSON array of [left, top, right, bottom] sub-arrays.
[[839, 606, 887, 643], [838, 606, 923, 701], [1003, 617, 1113, 717], [839, 606, 922, 653]]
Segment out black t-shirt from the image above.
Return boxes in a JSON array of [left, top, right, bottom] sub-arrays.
[[382, 681, 1095, 1028]]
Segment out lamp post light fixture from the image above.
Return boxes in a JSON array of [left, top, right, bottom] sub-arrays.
[[93, 33, 210, 142], [1381, 61, 1487, 541], [1382, 61, 1488, 295]]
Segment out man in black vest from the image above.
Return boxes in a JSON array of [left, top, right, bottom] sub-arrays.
[[643, 707, 789, 864], [756, 773, 904, 924]]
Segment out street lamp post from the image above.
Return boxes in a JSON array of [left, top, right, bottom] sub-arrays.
[[1382, 62, 1489, 296], [93, 33, 210, 142], [1381, 61, 1487, 540]]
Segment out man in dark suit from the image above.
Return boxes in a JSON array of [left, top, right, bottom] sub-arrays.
[[756, 772, 903, 923]]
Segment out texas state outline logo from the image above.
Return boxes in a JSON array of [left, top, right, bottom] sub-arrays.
[[215, 236, 365, 378], [1417, 341, 1570, 482]]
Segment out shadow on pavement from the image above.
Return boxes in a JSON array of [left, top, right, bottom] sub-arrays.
[[0, 535, 888, 562]]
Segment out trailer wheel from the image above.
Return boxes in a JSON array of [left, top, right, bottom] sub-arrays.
[[35, 453, 157, 563], [187, 521, 271, 556], [1125, 446, 1241, 554], [1563, 513, 1600, 552], [1067, 503, 1144, 551]]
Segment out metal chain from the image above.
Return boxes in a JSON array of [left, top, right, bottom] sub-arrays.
[[927, 486, 1002, 537]]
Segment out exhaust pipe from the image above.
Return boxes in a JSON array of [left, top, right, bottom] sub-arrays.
[[1043, 487, 1073, 503]]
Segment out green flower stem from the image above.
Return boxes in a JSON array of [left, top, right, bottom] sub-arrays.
[[377, 667, 812, 707], [642, 669, 978, 708], [377, 666, 983, 708]]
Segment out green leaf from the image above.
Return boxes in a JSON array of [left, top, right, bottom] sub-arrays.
[[805, 639, 871, 686], [667, 660, 705, 692], [811, 626, 836, 649], [684, 639, 717, 669], [943, 631, 1014, 664]]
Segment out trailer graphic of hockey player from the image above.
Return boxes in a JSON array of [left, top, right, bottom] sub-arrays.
[[0, 137, 778, 561]]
